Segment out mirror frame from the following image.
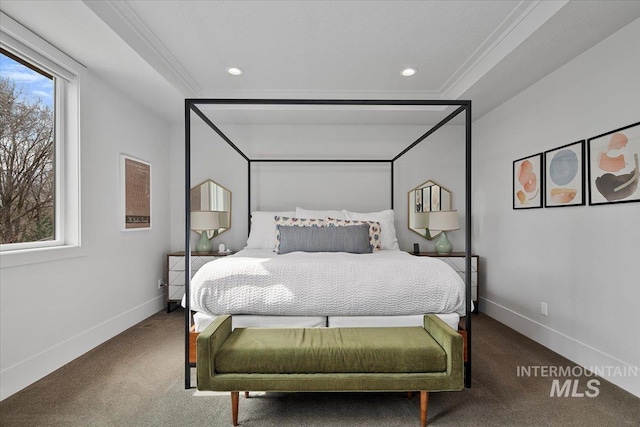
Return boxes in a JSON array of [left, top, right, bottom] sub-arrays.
[[408, 180, 452, 240], [190, 179, 232, 239]]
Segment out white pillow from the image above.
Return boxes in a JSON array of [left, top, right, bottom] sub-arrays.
[[245, 211, 295, 249], [344, 209, 399, 250], [295, 207, 346, 220]]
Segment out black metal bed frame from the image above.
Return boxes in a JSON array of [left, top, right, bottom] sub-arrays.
[[184, 99, 472, 389]]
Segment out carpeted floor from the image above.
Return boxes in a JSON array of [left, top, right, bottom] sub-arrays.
[[1, 310, 638, 426]]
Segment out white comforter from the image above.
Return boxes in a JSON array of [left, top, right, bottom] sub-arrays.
[[190, 249, 466, 317]]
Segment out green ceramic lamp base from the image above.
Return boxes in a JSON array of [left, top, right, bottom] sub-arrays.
[[434, 231, 453, 255], [196, 232, 213, 253]]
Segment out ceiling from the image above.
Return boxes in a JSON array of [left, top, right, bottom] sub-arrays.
[[2, 1, 640, 126]]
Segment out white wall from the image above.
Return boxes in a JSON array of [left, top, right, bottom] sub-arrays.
[[0, 73, 171, 400], [170, 122, 467, 253], [395, 125, 466, 253], [473, 18, 640, 397], [169, 122, 249, 253]]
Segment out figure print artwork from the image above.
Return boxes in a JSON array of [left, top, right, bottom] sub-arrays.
[[588, 122, 640, 205], [513, 153, 543, 209]]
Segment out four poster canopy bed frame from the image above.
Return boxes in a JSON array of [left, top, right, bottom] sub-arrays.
[[183, 99, 473, 398]]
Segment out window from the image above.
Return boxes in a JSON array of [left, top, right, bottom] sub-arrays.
[[1, 12, 85, 266], [1, 48, 56, 245]]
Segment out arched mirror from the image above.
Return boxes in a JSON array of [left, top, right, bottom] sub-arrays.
[[190, 179, 231, 239], [408, 180, 452, 240]]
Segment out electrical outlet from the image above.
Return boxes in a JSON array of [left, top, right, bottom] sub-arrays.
[[157, 279, 164, 289], [540, 302, 548, 316]]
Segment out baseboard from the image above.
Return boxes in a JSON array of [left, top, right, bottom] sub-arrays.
[[480, 297, 639, 398], [0, 295, 164, 401]]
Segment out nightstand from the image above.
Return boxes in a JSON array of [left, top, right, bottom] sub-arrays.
[[165, 251, 234, 312], [411, 252, 479, 313]]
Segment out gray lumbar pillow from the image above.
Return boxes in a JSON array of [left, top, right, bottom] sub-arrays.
[[277, 224, 372, 254]]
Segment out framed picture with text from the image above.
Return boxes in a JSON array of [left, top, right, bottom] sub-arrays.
[[513, 153, 543, 209], [587, 122, 640, 206], [544, 140, 585, 208], [120, 154, 151, 230]]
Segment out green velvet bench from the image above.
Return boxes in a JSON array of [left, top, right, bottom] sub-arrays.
[[197, 314, 463, 426]]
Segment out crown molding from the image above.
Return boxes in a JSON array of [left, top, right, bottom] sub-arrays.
[[200, 87, 443, 100], [85, 0, 568, 104], [441, 0, 569, 99], [82, 0, 200, 97]]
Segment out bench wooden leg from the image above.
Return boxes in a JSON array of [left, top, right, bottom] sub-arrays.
[[420, 391, 429, 427], [231, 392, 239, 426], [407, 391, 414, 399], [245, 391, 250, 398]]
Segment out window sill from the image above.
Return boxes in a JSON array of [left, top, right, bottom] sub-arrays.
[[0, 244, 87, 269]]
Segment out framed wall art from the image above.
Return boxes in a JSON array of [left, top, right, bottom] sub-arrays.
[[587, 122, 640, 206], [513, 153, 543, 209], [544, 140, 585, 208], [120, 154, 151, 230]]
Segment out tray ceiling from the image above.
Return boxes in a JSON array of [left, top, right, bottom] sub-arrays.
[[3, 1, 639, 124]]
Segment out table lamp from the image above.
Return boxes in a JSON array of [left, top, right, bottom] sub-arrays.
[[428, 210, 459, 254], [412, 211, 432, 240], [214, 210, 230, 236], [190, 210, 219, 253]]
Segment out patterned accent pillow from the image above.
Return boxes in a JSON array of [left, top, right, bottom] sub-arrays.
[[274, 216, 325, 253], [325, 218, 382, 252]]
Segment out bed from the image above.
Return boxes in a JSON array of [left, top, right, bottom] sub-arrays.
[[190, 249, 466, 331], [183, 98, 473, 389], [187, 208, 468, 370]]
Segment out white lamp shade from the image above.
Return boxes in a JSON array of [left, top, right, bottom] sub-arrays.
[[190, 210, 220, 231], [215, 211, 230, 229], [412, 212, 429, 229], [428, 210, 459, 231]]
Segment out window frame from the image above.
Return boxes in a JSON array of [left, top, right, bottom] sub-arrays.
[[0, 12, 86, 267]]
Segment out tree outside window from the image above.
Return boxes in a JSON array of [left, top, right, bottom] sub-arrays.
[[0, 49, 55, 244]]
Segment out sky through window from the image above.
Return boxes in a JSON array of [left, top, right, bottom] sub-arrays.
[[0, 51, 54, 108]]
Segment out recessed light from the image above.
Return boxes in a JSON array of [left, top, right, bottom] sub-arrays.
[[401, 68, 417, 77], [227, 67, 244, 76]]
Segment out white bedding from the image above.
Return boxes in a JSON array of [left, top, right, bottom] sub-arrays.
[[190, 248, 466, 317], [193, 312, 327, 330], [328, 313, 460, 330], [192, 311, 460, 332]]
